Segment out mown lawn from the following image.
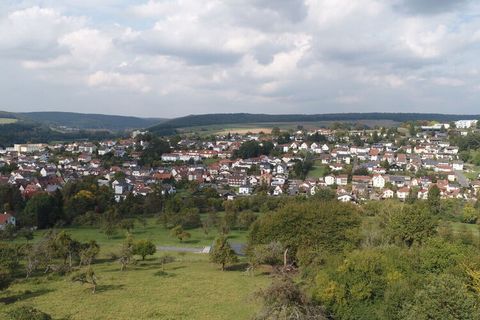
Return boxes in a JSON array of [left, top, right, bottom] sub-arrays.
[[307, 161, 327, 179], [0, 253, 269, 320]]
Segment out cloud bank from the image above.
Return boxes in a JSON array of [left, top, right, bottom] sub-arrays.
[[1, 0, 480, 117]]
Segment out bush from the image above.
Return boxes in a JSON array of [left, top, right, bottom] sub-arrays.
[[8, 306, 52, 320]]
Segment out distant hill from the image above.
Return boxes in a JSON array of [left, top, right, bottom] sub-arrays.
[[18, 111, 167, 131], [149, 112, 480, 134], [0, 110, 168, 146], [0, 121, 116, 147]]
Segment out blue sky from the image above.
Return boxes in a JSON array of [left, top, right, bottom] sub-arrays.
[[1, 0, 480, 117]]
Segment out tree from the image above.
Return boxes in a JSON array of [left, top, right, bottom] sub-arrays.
[[71, 267, 98, 294], [159, 254, 176, 272], [271, 127, 281, 137], [462, 203, 479, 224], [256, 275, 326, 320], [21, 193, 62, 229], [79, 240, 100, 266], [248, 241, 284, 273], [119, 233, 135, 271], [209, 235, 238, 271], [119, 219, 135, 232], [133, 239, 156, 260], [237, 211, 257, 230], [170, 225, 191, 242], [401, 274, 480, 320], [248, 201, 361, 259], [385, 204, 437, 247], [181, 209, 201, 229], [427, 185, 441, 215], [101, 208, 119, 239]]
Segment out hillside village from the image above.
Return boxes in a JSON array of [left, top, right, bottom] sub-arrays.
[[1, 119, 480, 226]]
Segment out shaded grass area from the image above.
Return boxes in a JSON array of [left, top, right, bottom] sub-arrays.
[[0, 253, 269, 320]]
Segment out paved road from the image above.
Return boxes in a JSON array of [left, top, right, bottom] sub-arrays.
[[455, 170, 470, 188], [157, 243, 245, 255], [157, 246, 206, 253]]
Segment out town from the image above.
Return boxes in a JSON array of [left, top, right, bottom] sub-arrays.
[[1, 118, 479, 231]]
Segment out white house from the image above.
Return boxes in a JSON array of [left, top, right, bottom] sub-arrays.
[[238, 185, 252, 195], [324, 175, 335, 186], [372, 174, 385, 189], [455, 119, 478, 129], [337, 194, 353, 202], [396, 187, 410, 200], [382, 189, 394, 199], [273, 185, 283, 196]]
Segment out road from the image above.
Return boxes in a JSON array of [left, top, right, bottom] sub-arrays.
[[157, 243, 246, 255], [157, 246, 208, 253]]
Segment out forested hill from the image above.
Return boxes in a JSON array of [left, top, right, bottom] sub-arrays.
[[149, 112, 480, 133], [19, 112, 166, 130], [0, 121, 116, 147]]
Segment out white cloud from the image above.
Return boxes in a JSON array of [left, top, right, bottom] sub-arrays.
[[87, 71, 151, 93], [1, 1, 480, 117]]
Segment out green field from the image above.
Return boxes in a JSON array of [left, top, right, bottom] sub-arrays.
[[178, 120, 400, 136], [0, 118, 17, 124], [307, 161, 328, 179], [13, 217, 249, 255], [1, 253, 268, 320], [2, 220, 266, 320]]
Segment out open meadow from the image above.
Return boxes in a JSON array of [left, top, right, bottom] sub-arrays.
[[1, 219, 268, 320], [1, 253, 268, 320]]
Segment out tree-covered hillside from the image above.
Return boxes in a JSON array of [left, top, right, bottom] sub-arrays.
[[149, 112, 480, 133]]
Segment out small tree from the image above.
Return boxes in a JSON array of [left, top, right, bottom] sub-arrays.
[[119, 233, 135, 271], [427, 185, 441, 215], [133, 240, 156, 260], [209, 235, 238, 271], [71, 267, 98, 294], [462, 204, 479, 224], [119, 219, 135, 233], [170, 225, 191, 242], [255, 275, 326, 320], [79, 240, 100, 266], [238, 211, 257, 230], [159, 254, 176, 272]]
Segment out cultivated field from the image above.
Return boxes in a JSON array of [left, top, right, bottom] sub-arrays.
[[0, 118, 18, 125], [177, 119, 400, 136]]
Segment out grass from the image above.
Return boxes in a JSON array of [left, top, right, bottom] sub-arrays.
[[0, 118, 17, 125], [2, 219, 268, 319], [464, 165, 480, 180], [177, 120, 400, 136], [307, 161, 328, 179], [0, 253, 269, 320], [20, 217, 249, 255]]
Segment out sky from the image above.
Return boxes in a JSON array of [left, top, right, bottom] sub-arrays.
[[1, 0, 480, 118]]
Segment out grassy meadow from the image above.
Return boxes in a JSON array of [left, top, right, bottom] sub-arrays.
[[1, 219, 266, 320], [1, 253, 268, 320], [0, 118, 18, 125]]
